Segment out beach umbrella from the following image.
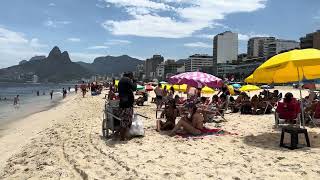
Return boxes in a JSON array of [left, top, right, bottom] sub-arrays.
[[145, 85, 153, 91], [248, 48, 320, 127], [228, 85, 235, 95], [172, 84, 187, 92], [169, 72, 223, 88], [239, 85, 261, 92], [245, 74, 255, 84], [249, 49, 320, 84], [201, 86, 215, 94], [136, 85, 145, 91], [161, 84, 171, 90], [232, 83, 242, 89]]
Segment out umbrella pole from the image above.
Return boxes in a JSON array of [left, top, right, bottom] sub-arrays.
[[297, 67, 305, 128]]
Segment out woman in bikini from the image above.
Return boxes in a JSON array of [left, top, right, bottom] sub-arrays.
[[169, 103, 204, 136], [156, 99, 179, 131]]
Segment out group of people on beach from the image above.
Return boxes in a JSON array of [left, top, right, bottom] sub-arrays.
[[101, 74, 320, 140]]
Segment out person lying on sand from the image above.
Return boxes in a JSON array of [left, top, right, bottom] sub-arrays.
[[156, 99, 179, 131], [169, 103, 204, 136]]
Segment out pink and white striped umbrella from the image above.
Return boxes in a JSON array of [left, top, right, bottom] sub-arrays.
[[169, 72, 223, 88]]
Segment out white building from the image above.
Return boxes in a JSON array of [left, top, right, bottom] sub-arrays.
[[156, 62, 165, 79], [247, 37, 300, 59], [274, 39, 300, 54], [32, 75, 39, 83], [184, 54, 213, 72], [213, 31, 238, 64], [177, 66, 185, 73]]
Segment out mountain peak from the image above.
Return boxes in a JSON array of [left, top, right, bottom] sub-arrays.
[[48, 46, 62, 58]]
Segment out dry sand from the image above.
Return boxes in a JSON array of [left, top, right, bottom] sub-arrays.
[[1, 87, 320, 179]]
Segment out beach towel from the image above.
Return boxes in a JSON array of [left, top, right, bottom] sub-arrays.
[[175, 127, 237, 139]]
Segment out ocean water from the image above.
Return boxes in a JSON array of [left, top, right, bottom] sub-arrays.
[[0, 82, 76, 125]]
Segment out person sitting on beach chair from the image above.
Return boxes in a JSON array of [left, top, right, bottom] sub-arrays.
[[136, 92, 148, 106], [156, 99, 179, 131], [230, 92, 247, 113], [199, 95, 228, 122], [275, 92, 301, 126], [169, 103, 204, 136], [240, 95, 252, 114]]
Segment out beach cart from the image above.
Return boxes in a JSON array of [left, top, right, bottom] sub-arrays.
[[102, 99, 121, 138], [102, 99, 150, 138]]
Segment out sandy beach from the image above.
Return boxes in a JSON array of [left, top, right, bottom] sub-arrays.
[[1, 87, 320, 179]]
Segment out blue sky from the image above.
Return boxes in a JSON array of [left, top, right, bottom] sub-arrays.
[[0, 0, 319, 68]]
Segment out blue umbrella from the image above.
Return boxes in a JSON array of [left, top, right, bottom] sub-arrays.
[[232, 83, 241, 89]]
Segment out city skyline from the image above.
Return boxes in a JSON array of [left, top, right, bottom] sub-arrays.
[[0, 0, 319, 68]]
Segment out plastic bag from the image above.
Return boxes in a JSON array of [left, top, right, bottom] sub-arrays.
[[129, 114, 145, 137]]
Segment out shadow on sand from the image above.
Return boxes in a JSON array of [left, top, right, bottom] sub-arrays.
[[243, 131, 320, 151]]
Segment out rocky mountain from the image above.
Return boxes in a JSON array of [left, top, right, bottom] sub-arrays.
[[0, 46, 92, 82], [18, 60, 28, 65], [77, 55, 143, 75]]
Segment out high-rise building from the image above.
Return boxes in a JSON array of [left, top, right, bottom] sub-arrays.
[[247, 37, 299, 60], [247, 37, 274, 58], [300, 30, 320, 49], [213, 31, 238, 75], [185, 54, 213, 72], [213, 31, 238, 64], [145, 55, 164, 80]]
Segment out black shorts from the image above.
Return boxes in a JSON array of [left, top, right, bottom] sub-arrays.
[[156, 95, 163, 100]]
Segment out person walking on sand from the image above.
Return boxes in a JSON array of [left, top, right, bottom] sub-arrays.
[[118, 72, 137, 141], [154, 83, 163, 110], [75, 84, 78, 94], [50, 90, 54, 100], [13, 95, 19, 106], [80, 81, 87, 98], [62, 88, 67, 99]]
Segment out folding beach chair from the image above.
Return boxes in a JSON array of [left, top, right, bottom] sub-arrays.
[[308, 102, 320, 126], [275, 100, 301, 127]]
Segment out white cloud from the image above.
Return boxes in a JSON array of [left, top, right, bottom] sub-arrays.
[[104, 39, 131, 45], [30, 38, 48, 48], [238, 32, 271, 41], [70, 52, 105, 62], [0, 27, 47, 68], [44, 19, 71, 28], [196, 34, 216, 39], [102, 0, 267, 38], [314, 16, 320, 20], [87, 46, 109, 50], [104, 0, 171, 10], [184, 42, 211, 48], [48, 3, 56, 6], [67, 38, 81, 42]]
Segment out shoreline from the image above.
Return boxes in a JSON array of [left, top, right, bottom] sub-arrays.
[[0, 93, 73, 135], [0, 93, 77, 170]]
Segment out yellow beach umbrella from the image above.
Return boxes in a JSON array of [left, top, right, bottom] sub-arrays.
[[251, 48, 320, 84], [172, 84, 187, 92], [245, 74, 255, 84], [161, 84, 171, 90], [249, 49, 320, 127], [239, 85, 261, 92], [201, 86, 215, 94], [227, 85, 235, 95]]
